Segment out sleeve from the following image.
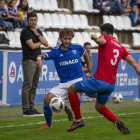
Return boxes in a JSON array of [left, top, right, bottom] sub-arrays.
[[8, 7, 12, 13], [99, 35, 107, 40], [122, 47, 130, 60], [0, 9, 2, 14], [44, 49, 56, 60], [21, 29, 32, 41], [77, 45, 86, 56]]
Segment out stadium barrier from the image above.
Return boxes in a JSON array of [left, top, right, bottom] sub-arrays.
[[0, 50, 139, 105]]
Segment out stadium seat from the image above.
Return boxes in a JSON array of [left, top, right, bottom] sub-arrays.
[[14, 32, 21, 48], [80, 0, 100, 13], [7, 31, 16, 48], [71, 36, 77, 44], [73, 0, 82, 12], [65, 14, 79, 29], [89, 32, 98, 47], [0, 31, 8, 38], [103, 15, 111, 24], [50, 0, 69, 12], [122, 16, 137, 31], [53, 31, 59, 46], [75, 32, 84, 46], [86, 0, 93, 9], [113, 33, 130, 48], [116, 16, 124, 30], [42, 0, 53, 11], [46, 31, 56, 48], [0, 31, 10, 47], [96, 32, 101, 38], [58, 14, 67, 28], [35, 0, 48, 11], [28, 0, 40, 10], [82, 32, 91, 44], [79, 14, 99, 29], [51, 14, 62, 29], [44, 13, 52, 28], [41, 32, 50, 48], [73, 0, 99, 13], [72, 14, 85, 29], [36, 13, 47, 29], [132, 32, 140, 48], [109, 16, 122, 30]]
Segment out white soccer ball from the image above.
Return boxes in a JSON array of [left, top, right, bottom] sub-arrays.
[[112, 93, 123, 103], [49, 97, 65, 113]]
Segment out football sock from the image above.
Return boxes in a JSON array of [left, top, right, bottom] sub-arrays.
[[99, 106, 118, 124], [43, 103, 52, 127], [68, 93, 82, 120]]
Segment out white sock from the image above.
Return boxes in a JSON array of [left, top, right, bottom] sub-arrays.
[[75, 119, 81, 122]]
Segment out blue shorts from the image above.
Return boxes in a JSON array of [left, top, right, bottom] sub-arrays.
[[75, 77, 115, 104]]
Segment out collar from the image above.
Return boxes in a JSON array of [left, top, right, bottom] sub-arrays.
[[59, 43, 72, 52]]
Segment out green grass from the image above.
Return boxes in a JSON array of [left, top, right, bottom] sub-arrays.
[[0, 100, 140, 140]]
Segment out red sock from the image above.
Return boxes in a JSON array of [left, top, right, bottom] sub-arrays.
[[68, 93, 81, 120], [99, 106, 118, 124]]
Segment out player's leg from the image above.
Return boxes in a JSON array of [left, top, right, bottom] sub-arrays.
[[39, 92, 56, 129], [96, 84, 130, 134], [67, 77, 113, 131]]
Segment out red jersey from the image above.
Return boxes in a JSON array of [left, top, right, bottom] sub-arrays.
[[93, 35, 130, 84]]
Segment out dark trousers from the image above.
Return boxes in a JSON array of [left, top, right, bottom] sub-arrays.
[[5, 18, 20, 28], [94, 4, 108, 15], [106, 1, 124, 15], [22, 59, 41, 112]]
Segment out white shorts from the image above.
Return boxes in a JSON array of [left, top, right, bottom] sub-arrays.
[[49, 78, 83, 100]]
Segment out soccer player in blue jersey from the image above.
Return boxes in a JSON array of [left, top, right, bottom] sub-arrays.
[[36, 28, 92, 129]]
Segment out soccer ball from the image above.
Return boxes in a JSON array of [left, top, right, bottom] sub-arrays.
[[112, 93, 123, 103], [49, 97, 65, 113]]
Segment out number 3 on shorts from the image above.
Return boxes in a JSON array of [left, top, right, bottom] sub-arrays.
[[111, 49, 119, 66]]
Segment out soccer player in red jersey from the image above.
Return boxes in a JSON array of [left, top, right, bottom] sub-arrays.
[[67, 23, 140, 134]]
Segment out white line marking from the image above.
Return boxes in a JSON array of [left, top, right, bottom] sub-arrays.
[[0, 112, 140, 129]]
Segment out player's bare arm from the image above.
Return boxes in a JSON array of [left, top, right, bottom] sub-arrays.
[[91, 34, 106, 45], [125, 55, 140, 76], [83, 52, 92, 73], [36, 54, 46, 68], [26, 39, 41, 50], [30, 28, 49, 47]]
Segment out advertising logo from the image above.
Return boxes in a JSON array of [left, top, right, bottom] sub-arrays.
[[121, 59, 126, 70], [9, 61, 16, 83]]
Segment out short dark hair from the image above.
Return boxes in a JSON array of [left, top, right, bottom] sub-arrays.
[[131, 3, 138, 8], [59, 28, 74, 38], [100, 23, 114, 35], [27, 12, 37, 20], [84, 42, 91, 48]]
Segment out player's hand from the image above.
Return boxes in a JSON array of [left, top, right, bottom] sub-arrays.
[[30, 28, 38, 36], [91, 34, 97, 41], [36, 59, 43, 68]]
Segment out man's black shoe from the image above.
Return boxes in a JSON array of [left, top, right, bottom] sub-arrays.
[[64, 106, 74, 121], [23, 109, 37, 117], [116, 120, 131, 134], [30, 109, 44, 116]]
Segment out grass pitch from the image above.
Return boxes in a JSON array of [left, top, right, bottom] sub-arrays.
[[0, 99, 140, 140]]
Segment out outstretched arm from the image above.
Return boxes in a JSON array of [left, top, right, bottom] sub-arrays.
[[36, 54, 46, 68], [125, 55, 140, 76], [91, 34, 106, 46]]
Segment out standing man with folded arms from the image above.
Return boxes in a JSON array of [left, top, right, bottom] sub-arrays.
[[20, 11, 48, 117]]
